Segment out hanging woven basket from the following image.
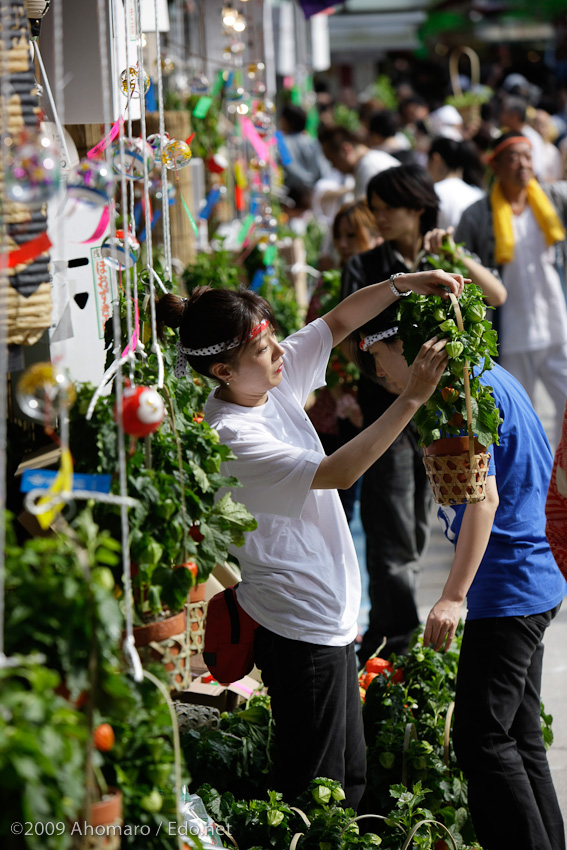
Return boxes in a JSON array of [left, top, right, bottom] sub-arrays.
[[448, 46, 482, 128], [422, 294, 490, 506]]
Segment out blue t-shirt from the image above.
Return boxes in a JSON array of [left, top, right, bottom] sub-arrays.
[[438, 362, 567, 619]]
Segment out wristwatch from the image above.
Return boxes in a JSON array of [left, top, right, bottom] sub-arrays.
[[389, 273, 411, 297]]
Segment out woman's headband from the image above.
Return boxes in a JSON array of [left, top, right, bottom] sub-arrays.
[[359, 326, 398, 351], [174, 318, 270, 378], [488, 135, 532, 164]]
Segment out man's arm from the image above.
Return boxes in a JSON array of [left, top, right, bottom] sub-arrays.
[[423, 475, 499, 651]]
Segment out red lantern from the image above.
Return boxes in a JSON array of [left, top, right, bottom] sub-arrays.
[[115, 382, 165, 437]]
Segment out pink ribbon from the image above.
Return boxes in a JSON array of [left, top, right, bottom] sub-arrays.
[[80, 206, 110, 244], [240, 116, 274, 165], [87, 117, 124, 160], [121, 299, 140, 357]]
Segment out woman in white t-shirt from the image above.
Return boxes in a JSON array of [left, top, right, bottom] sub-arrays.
[[427, 135, 485, 231], [156, 270, 463, 807]]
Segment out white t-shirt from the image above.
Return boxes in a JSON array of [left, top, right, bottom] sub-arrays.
[[501, 206, 567, 354], [434, 177, 485, 231], [204, 318, 361, 646], [353, 149, 399, 199]]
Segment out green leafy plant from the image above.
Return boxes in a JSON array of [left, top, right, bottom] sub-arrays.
[[70, 352, 257, 623], [369, 75, 399, 110], [397, 251, 502, 448], [0, 660, 88, 850], [333, 103, 362, 132]]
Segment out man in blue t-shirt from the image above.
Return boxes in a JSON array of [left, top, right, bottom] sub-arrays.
[[357, 311, 567, 850]]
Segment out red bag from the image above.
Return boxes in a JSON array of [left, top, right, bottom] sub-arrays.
[[203, 585, 259, 685]]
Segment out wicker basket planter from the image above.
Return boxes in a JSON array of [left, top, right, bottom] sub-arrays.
[[423, 436, 490, 506]]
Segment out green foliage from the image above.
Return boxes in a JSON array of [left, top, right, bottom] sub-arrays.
[[369, 75, 398, 110], [181, 696, 275, 799], [362, 628, 477, 847], [312, 270, 359, 391], [397, 251, 502, 448], [4, 509, 123, 706], [0, 661, 88, 850], [182, 249, 244, 293], [101, 675, 187, 850], [333, 103, 361, 132], [70, 365, 257, 621], [445, 89, 492, 111], [187, 94, 224, 160], [199, 778, 375, 849]]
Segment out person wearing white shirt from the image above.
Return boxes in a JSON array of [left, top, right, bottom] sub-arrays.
[[319, 125, 400, 200], [156, 270, 463, 808], [427, 135, 485, 230]]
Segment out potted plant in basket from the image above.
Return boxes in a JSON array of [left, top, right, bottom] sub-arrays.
[[396, 267, 502, 506]]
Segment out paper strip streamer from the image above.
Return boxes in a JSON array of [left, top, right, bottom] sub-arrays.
[[250, 268, 265, 291], [186, 132, 196, 145], [80, 206, 110, 244], [199, 186, 221, 220], [236, 213, 255, 246], [193, 96, 213, 119], [181, 193, 199, 236], [234, 160, 248, 189], [86, 117, 124, 160], [3, 232, 52, 269], [21, 470, 111, 494], [263, 245, 277, 266], [212, 70, 225, 97], [121, 299, 140, 357], [36, 447, 74, 530], [240, 116, 271, 162], [235, 185, 245, 212], [275, 131, 292, 166]]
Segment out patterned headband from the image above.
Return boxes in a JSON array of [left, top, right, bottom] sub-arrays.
[[359, 326, 399, 351], [174, 318, 270, 378]]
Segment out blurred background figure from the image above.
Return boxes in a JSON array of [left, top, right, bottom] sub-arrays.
[[367, 109, 415, 164], [278, 105, 331, 210], [305, 200, 381, 522], [427, 104, 464, 142], [427, 136, 485, 230], [532, 108, 564, 182], [318, 125, 400, 199], [499, 96, 546, 179]]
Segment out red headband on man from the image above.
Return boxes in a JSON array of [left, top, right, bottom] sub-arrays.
[[488, 135, 532, 164]]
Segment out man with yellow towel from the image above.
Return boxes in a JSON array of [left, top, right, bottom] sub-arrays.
[[455, 131, 567, 446]]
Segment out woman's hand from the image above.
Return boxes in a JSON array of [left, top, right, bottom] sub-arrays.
[[396, 269, 468, 299], [403, 336, 448, 405], [423, 226, 458, 255], [423, 596, 463, 651]]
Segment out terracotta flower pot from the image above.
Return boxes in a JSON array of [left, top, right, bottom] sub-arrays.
[[133, 610, 189, 689], [89, 788, 123, 828], [423, 435, 485, 457], [189, 581, 206, 603], [132, 609, 187, 648]]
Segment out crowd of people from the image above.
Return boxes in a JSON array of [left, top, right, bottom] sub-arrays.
[[159, 68, 567, 850]]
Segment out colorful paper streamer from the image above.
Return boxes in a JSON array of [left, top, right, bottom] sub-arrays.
[[86, 117, 124, 160], [275, 131, 292, 166], [236, 213, 255, 246], [3, 232, 52, 269], [263, 245, 277, 267], [193, 96, 213, 119], [80, 206, 110, 244], [36, 447, 74, 530], [199, 186, 221, 220]]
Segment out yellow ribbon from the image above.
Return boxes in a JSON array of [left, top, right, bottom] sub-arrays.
[[491, 178, 566, 265], [36, 447, 74, 530]]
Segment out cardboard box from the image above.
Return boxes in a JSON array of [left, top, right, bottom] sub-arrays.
[[173, 673, 264, 713]]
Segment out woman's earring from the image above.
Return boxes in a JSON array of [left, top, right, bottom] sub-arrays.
[[226, 379, 230, 387]]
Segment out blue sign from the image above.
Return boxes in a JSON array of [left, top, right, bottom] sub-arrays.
[[21, 470, 112, 494]]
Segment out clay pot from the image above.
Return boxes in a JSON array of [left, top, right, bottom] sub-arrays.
[[423, 435, 484, 457], [189, 581, 206, 603], [132, 609, 186, 648], [89, 788, 122, 828]]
